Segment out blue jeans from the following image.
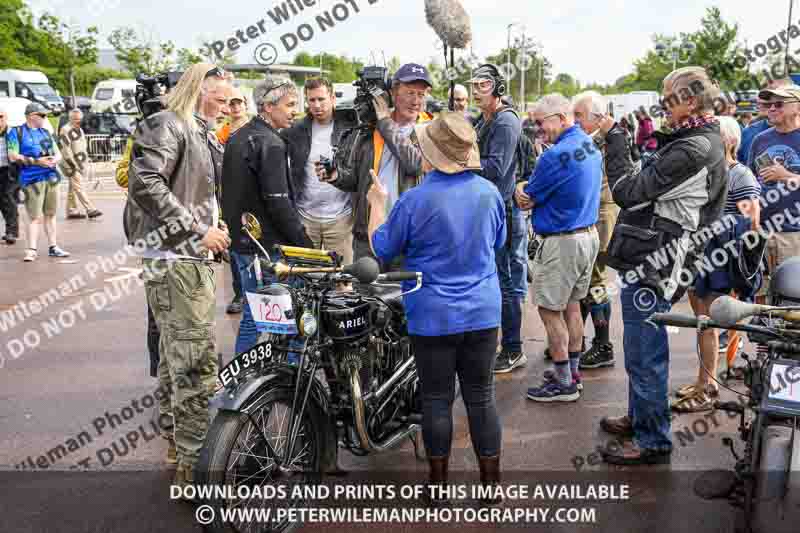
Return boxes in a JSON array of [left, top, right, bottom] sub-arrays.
[[232, 251, 301, 363], [496, 204, 528, 353], [621, 282, 673, 451]]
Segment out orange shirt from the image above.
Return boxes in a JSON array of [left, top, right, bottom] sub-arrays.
[[216, 123, 232, 145]]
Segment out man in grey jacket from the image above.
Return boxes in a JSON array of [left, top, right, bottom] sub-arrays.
[[124, 63, 231, 489]]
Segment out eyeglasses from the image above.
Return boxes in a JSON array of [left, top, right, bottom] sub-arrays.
[[534, 113, 562, 127], [31, 113, 47, 119]]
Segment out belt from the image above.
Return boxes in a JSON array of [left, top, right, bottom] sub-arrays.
[[539, 224, 596, 239]]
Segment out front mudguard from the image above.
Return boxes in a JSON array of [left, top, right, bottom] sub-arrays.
[[209, 363, 339, 472]]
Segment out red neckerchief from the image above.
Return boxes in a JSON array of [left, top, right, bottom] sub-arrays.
[[675, 114, 718, 132]]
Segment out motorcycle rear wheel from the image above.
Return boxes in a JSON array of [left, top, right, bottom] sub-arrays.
[[200, 387, 324, 533]]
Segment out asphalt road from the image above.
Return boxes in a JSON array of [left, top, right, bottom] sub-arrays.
[[0, 192, 751, 532]]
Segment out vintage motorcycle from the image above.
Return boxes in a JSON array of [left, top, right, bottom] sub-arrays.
[[649, 257, 800, 533], [197, 213, 425, 532]]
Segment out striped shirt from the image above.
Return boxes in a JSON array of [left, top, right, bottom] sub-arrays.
[[0, 130, 8, 168], [725, 162, 761, 215]]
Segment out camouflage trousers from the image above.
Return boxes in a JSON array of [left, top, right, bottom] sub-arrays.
[[587, 201, 620, 305], [143, 258, 218, 468]]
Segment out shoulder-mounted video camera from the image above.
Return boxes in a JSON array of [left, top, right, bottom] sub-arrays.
[[135, 71, 183, 119], [328, 66, 393, 177]]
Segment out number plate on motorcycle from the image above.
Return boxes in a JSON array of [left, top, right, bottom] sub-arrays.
[[218, 341, 273, 387], [246, 291, 298, 335], [764, 360, 800, 414]]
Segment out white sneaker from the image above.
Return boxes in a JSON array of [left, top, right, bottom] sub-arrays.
[[23, 249, 37, 262]]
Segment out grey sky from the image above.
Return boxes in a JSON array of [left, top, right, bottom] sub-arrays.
[[21, 0, 800, 85]]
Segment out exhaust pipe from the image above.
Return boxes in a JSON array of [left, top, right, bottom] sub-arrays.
[[349, 364, 419, 452]]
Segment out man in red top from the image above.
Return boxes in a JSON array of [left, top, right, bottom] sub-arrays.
[[635, 109, 657, 153]]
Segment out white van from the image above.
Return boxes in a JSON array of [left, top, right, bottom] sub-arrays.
[[91, 79, 138, 113], [0, 70, 64, 115], [0, 97, 55, 133]]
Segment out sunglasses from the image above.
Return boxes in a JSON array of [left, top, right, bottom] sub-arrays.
[[205, 66, 226, 79], [765, 100, 799, 109], [31, 113, 47, 118]]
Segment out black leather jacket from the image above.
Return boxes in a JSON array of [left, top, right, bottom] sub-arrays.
[[123, 111, 222, 258], [222, 116, 312, 255]]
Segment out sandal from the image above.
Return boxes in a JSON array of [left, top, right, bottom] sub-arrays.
[[671, 388, 716, 413], [675, 384, 698, 398]]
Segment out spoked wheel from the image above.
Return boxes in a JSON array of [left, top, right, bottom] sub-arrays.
[[200, 387, 324, 533]]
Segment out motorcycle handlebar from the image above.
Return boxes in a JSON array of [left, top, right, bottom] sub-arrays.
[[648, 313, 700, 328], [766, 341, 800, 355], [377, 272, 419, 282]]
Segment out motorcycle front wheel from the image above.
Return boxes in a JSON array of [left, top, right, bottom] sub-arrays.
[[200, 386, 325, 533]]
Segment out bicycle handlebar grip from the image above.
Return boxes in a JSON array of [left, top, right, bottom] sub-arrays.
[[648, 313, 699, 328], [377, 272, 419, 282]]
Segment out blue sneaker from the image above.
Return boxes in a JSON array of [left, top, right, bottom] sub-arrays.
[[527, 380, 580, 403], [543, 369, 583, 390]]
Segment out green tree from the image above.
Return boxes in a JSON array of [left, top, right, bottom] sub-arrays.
[[291, 52, 364, 83], [547, 73, 581, 97], [613, 7, 745, 93], [108, 27, 176, 75], [485, 36, 552, 105]]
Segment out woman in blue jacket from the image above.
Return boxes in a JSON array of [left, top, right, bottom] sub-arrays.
[[366, 112, 506, 503]]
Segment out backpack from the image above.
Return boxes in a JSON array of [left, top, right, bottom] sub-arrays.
[[515, 133, 536, 182]]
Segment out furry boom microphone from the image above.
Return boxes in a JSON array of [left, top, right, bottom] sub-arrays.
[[425, 0, 473, 111], [425, 0, 472, 49]]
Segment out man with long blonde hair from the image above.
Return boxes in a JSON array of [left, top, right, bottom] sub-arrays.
[[123, 63, 231, 490]]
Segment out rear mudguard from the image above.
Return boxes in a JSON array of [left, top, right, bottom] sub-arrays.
[[210, 364, 339, 471]]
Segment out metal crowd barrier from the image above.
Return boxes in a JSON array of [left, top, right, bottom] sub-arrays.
[[84, 134, 129, 162]]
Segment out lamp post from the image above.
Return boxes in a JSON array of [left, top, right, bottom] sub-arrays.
[[655, 39, 696, 71], [507, 22, 520, 102]]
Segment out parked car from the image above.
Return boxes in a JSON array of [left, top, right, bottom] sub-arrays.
[[62, 95, 92, 112], [80, 111, 136, 162]]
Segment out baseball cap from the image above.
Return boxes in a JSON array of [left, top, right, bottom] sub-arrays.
[[392, 63, 433, 87], [758, 85, 800, 101], [25, 102, 50, 115], [229, 86, 247, 103]]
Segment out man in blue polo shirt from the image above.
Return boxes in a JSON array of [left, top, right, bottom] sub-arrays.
[[7, 103, 70, 261], [515, 93, 601, 402]]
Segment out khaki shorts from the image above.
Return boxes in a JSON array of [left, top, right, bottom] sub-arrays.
[[533, 227, 600, 311], [23, 180, 59, 219]]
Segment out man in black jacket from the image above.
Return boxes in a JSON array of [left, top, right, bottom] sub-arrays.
[[222, 77, 313, 356], [600, 67, 728, 465], [285, 78, 354, 264]]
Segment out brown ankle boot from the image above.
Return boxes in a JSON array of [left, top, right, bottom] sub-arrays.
[[425, 455, 449, 505], [478, 455, 502, 505]]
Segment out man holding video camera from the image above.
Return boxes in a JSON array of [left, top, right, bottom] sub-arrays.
[[124, 63, 231, 489], [317, 63, 433, 268]]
